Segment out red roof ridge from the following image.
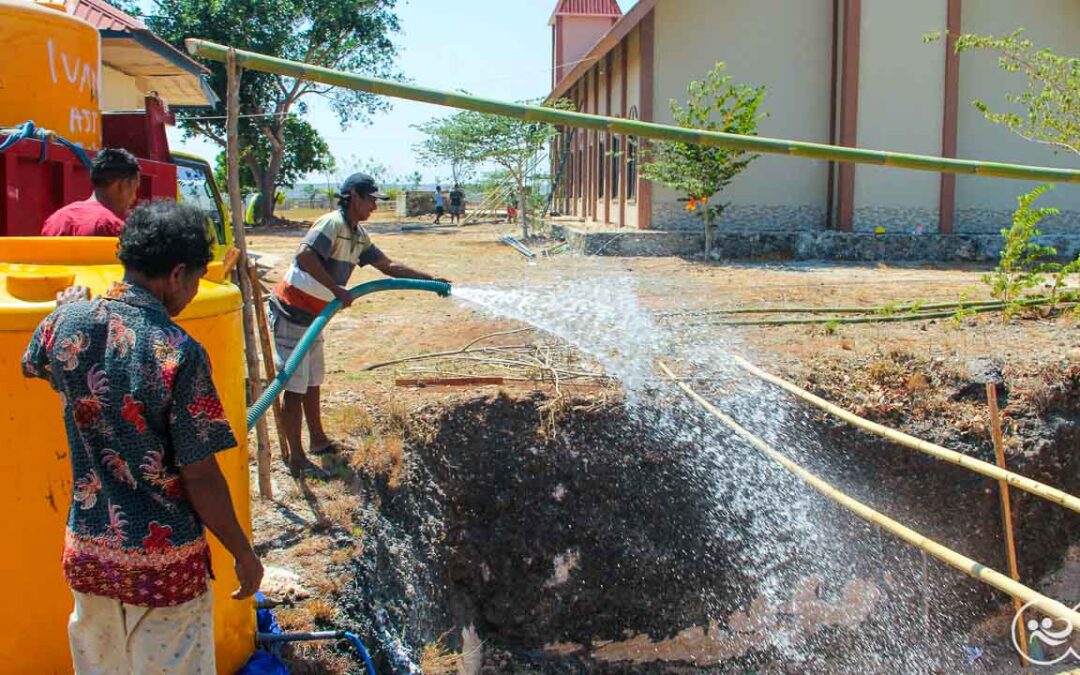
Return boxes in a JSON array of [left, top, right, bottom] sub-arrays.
[[547, 0, 654, 102], [549, 0, 623, 26], [65, 0, 147, 32]]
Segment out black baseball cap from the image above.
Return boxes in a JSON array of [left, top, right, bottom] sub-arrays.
[[338, 172, 389, 200]]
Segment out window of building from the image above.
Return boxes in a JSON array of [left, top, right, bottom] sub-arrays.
[[626, 106, 639, 201], [611, 136, 620, 197], [597, 140, 605, 198]]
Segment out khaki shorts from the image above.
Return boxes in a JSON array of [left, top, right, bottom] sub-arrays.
[[68, 590, 215, 675], [270, 309, 325, 394]]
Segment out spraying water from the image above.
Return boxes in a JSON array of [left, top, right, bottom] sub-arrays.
[[449, 276, 961, 670], [340, 276, 995, 672]]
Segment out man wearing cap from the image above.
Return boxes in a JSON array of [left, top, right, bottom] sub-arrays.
[[269, 173, 447, 476]]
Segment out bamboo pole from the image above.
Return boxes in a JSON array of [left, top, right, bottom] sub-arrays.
[[227, 49, 273, 499], [248, 265, 291, 467], [729, 354, 1080, 515], [987, 383, 1029, 665], [716, 298, 1071, 326], [184, 39, 1080, 185], [657, 360, 1080, 630]]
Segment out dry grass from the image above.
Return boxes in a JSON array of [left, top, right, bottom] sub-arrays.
[[321, 493, 362, 527], [419, 633, 463, 675], [324, 404, 375, 438], [329, 542, 360, 566], [384, 399, 410, 436], [306, 597, 338, 623], [289, 536, 331, 560], [349, 434, 406, 488], [308, 571, 346, 597], [867, 357, 905, 387], [276, 606, 315, 632]]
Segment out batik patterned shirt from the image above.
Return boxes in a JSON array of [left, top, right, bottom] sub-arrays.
[[270, 209, 383, 326], [22, 282, 237, 607]]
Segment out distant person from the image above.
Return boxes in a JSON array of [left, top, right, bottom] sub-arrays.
[[270, 173, 449, 477], [42, 148, 140, 237], [506, 196, 519, 224], [449, 184, 465, 225], [23, 201, 263, 673], [433, 185, 445, 224]]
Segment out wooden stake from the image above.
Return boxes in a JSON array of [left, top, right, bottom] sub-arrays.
[[227, 49, 273, 499], [247, 264, 291, 466], [988, 382, 1028, 665]]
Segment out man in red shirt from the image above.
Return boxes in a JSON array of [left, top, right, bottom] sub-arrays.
[[42, 148, 141, 237]]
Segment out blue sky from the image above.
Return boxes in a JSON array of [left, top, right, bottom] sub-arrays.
[[168, 0, 634, 187]]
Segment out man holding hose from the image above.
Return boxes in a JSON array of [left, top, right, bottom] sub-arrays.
[[270, 173, 448, 477]]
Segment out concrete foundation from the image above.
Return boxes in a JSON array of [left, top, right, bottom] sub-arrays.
[[553, 223, 1080, 262]]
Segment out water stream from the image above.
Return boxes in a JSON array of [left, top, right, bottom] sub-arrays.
[[451, 277, 957, 669], [346, 276, 999, 672]]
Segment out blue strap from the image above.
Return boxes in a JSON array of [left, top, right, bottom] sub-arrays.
[[0, 120, 93, 171]]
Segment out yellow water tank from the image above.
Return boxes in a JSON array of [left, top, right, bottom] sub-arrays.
[[0, 1, 102, 150], [0, 238, 253, 673]]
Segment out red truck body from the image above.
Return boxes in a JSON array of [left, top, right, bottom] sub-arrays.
[[0, 97, 178, 236]]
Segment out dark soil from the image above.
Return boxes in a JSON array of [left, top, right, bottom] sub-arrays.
[[330, 378, 1080, 673]]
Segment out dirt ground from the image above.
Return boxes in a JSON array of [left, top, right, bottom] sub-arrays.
[[243, 213, 1079, 672]]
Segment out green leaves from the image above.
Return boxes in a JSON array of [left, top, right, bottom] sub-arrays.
[[639, 63, 766, 253], [944, 29, 1079, 156], [148, 0, 401, 222], [984, 184, 1064, 311]]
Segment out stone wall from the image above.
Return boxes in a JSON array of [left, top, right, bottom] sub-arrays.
[[555, 223, 1080, 262], [396, 191, 437, 218]]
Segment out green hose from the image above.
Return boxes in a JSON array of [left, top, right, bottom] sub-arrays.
[[246, 278, 451, 430]]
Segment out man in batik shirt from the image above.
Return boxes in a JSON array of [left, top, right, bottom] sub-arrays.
[[23, 201, 263, 674]]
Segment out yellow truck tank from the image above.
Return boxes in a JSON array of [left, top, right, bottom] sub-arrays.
[[0, 1, 102, 150], [0, 237, 253, 673]]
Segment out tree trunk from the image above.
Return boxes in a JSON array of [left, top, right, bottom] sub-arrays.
[[518, 180, 529, 240], [703, 212, 714, 259], [259, 173, 276, 226]]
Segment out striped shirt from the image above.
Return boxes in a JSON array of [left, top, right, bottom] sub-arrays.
[[271, 210, 383, 326]]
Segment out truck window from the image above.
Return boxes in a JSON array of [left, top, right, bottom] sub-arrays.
[[176, 162, 227, 244]]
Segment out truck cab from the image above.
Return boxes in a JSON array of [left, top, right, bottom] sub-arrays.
[[174, 151, 234, 260]]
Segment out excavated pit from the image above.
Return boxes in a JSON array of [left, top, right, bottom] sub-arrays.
[[336, 386, 1079, 673]]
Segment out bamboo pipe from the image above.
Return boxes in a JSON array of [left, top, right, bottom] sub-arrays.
[[657, 361, 1080, 630], [671, 298, 1010, 315], [728, 354, 1080, 516], [717, 298, 1071, 326], [987, 383, 1029, 664], [183, 39, 1080, 186]]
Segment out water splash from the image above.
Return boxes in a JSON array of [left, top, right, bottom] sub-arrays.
[[453, 278, 666, 400], [449, 274, 953, 670]]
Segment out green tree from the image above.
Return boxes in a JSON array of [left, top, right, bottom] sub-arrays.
[[926, 29, 1078, 156], [213, 116, 333, 195], [641, 63, 766, 256], [413, 114, 477, 185], [149, 0, 401, 224], [406, 171, 423, 189], [416, 101, 567, 238]]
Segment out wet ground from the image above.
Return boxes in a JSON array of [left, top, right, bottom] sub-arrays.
[[245, 217, 1080, 673]]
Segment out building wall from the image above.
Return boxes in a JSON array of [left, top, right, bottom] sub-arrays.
[[624, 26, 642, 229], [101, 64, 144, 111], [560, 17, 615, 83], [851, 0, 947, 233], [954, 0, 1080, 234], [649, 0, 833, 232]]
